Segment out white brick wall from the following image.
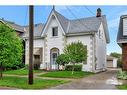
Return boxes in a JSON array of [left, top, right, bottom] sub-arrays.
[[66, 35, 93, 72]]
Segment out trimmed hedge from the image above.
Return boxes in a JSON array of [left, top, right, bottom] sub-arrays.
[[65, 65, 82, 71]]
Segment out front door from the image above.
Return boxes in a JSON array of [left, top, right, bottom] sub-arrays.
[[50, 48, 59, 70]]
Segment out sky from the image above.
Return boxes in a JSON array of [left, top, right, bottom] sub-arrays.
[[0, 5, 126, 55]]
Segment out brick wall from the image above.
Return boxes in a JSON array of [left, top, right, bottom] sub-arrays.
[[122, 43, 127, 71]]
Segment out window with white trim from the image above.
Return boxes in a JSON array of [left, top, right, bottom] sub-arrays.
[[123, 18, 127, 36], [52, 27, 58, 36]]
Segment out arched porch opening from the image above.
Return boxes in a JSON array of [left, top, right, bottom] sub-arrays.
[[50, 47, 59, 70]]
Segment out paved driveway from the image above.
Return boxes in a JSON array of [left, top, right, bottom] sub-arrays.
[[50, 68, 120, 89]]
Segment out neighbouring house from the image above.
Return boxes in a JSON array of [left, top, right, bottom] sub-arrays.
[[23, 8, 110, 73], [0, 18, 25, 36], [117, 15, 127, 70], [107, 55, 118, 68]]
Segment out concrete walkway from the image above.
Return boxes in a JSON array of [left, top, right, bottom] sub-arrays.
[[50, 68, 120, 89]]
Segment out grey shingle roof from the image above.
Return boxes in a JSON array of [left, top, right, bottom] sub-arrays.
[[23, 23, 45, 38], [0, 19, 25, 32], [54, 11, 69, 33], [68, 17, 101, 33], [54, 10, 109, 43], [117, 15, 127, 45]]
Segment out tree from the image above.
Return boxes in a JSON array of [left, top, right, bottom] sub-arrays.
[[110, 52, 121, 58], [64, 41, 87, 74], [0, 23, 23, 78], [56, 54, 69, 70], [110, 52, 122, 68]]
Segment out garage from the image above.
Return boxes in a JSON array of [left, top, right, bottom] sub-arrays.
[[107, 55, 118, 68]]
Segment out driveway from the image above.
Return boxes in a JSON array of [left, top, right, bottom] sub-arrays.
[[50, 68, 120, 89]]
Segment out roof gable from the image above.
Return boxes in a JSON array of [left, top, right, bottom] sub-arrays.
[[54, 11, 69, 33], [117, 15, 127, 46], [41, 9, 66, 37]]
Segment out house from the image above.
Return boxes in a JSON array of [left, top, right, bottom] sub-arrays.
[[107, 55, 118, 68], [117, 15, 127, 70], [0, 8, 110, 73], [23, 8, 110, 73]]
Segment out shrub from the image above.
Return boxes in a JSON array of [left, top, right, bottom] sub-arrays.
[[56, 54, 69, 70], [65, 65, 82, 71], [64, 41, 87, 74], [117, 60, 122, 68], [22, 64, 29, 70], [117, 69, 127, 80], [0, 23, 23, 71]]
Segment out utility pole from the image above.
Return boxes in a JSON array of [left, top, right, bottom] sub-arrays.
[[28, 5, 34, 84]]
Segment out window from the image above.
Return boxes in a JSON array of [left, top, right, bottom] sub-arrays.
[[52, 27, 58, 36], [123, 18, 127, 36]]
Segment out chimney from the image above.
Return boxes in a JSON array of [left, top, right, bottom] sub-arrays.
[[96, 8, 101, 17]]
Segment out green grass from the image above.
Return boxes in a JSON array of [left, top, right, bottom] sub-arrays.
[[39, 71, 94, 78], [3, 69, 42, 75], [0, 76, 69, 89], [117, 85, 127, 90]]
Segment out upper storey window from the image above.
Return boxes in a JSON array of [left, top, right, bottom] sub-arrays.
[[52, 27, 58, 36], [123, 18, 127, 36]]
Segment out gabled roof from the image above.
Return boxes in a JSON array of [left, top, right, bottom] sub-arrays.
[[107, 55, 118, 60], [117, 15, 127, 46], [52, 10, 110, 43], [54, 11, 69, 33], [68, 16, 102, 33], [0, 19, 25, 32]]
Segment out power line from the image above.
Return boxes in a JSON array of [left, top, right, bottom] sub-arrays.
[[24, 6, 28, 26], [66, 6, 91, 30], [83, 6, 95, 16]]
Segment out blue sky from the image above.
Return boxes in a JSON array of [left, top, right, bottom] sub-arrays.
[[0, 5, 126, 55]]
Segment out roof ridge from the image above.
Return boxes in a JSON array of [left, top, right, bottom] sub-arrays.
[[54, 10, 69, 21], [70, 15, 106, 22]]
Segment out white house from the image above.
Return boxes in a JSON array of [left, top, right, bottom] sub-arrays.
[[23, 8, 110, 73]]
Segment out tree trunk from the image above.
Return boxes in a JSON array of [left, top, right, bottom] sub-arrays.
[[0, 63, 3, 79], [58, 64, 60, 70], [72, 62, 75, 75]]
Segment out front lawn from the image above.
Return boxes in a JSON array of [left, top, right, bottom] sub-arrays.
[[39, 71, 94, 78], [3, 69, 42, 75], [117, 85, 127, 90], [0, 76, 69, 89]]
